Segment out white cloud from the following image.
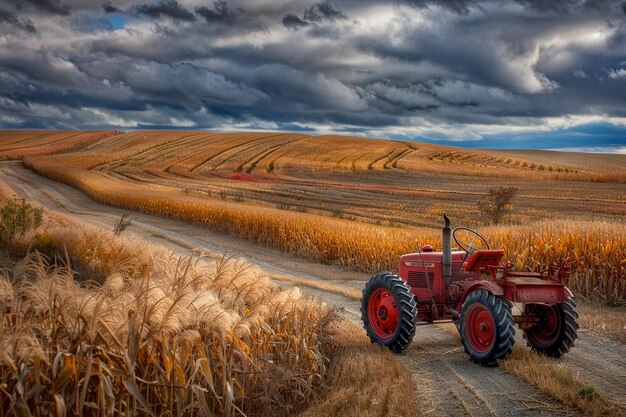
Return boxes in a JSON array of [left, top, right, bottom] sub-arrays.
[[608, 68, 626, 80], [84, 108, 138, 127], [0, 114, 23, 123], [169, 117, 195, 127], [28, 103, 72, 120], [549, 147, 626, 154]]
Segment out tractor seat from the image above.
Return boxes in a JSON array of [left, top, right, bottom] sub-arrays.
[[463, 250, 505, 272]]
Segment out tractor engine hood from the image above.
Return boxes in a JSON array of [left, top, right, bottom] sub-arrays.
[[399, 251, 467, 267]]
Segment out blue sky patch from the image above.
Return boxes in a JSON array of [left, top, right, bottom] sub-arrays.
[[105, 15, 128, 30]]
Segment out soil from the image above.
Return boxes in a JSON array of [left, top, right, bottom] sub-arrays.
[[3, 160, 624, 416]]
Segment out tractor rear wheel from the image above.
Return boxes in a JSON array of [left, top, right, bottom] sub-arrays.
[[523, 295, 579, 357], [361, 272, 417, 353], [459, 289, 515, 366]]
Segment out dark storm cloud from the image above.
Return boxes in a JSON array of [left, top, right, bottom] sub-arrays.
[[21, 0, 70, 15], [284, 1, 347, 29], [0, 8, 36, 32], [303, 1, 347, 22], [283, 13, 309, 29], [402, 0, 477, 14], [1, 0, 626, 149], [133, 0, 195, 21], [514, 0, 620, 14], [195, 1, 231, 24], [103, 3, 121, 13]]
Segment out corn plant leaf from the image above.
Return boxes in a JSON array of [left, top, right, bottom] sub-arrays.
[[53, 394, 67, 417], [196, 358, 216, 395], [79, 350, 94, 415], [14, 398, 33, 417], [192, 385, 215, 417], [224, 381, 234, 417], [54, 353, 76, 390], [123, 378, 156, 417], [127, 311, 139, 367]]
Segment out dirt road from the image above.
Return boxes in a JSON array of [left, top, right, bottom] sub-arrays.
[[2, 161, 624, 416]]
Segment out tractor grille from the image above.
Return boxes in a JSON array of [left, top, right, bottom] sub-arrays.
[[407, 271, 435, 289]]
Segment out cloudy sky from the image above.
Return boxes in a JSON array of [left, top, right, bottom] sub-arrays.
[[1, 0, 625, 150]]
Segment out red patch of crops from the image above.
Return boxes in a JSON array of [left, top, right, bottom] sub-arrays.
[[229, 172, 258, 182]]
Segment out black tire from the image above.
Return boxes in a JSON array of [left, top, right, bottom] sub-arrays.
[[523, 295, 579, 358], [459, 289, 515, 366], [361, 272, 417, 353]]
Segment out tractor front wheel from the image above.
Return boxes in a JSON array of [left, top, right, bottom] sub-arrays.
[[459, 289, 515, 366], [523, 295, 579, 357], [361, 272, 417, 353]]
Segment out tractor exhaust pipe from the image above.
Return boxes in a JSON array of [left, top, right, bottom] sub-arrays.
[[442, 214, 452, 289]]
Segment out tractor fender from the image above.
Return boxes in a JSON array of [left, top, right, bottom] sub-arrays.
[[457, 281, 504, 309], [564, 286, 574, 298]]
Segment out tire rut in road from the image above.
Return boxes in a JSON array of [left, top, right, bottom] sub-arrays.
[[402, 325, 576, 416]]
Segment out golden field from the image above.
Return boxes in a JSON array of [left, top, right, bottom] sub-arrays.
[[6, 129, 624, 227], [0, 130, 118, 160], [6, 130, 623, 306]]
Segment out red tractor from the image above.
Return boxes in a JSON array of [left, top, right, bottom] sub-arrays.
[[361, 215, 579, 366]]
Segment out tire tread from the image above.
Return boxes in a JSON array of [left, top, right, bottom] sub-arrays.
[[361, 272, 417, 353], [524, 295, 579, 358], [459, 289, 515, 366]]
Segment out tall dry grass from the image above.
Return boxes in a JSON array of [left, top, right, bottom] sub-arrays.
[[0, 219, 333, 417], [298, 319, 432, 417]]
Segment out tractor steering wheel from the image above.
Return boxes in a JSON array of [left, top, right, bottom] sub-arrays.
[[453, 227, 490, 254]]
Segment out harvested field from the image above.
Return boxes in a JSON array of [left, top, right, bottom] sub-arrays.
[[0, 130, 117, 160], [17, 130, 625, 229]]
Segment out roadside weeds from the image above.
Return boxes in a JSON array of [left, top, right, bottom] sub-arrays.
[[297, 319, 433, 417], [501, 347, 625, 416]]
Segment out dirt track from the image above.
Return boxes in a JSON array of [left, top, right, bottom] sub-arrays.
[[2, 161, 625, 416]]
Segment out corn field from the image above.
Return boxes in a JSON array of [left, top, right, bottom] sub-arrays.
[[487, 221, 626, 306], [0, 222, 333, 417]]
